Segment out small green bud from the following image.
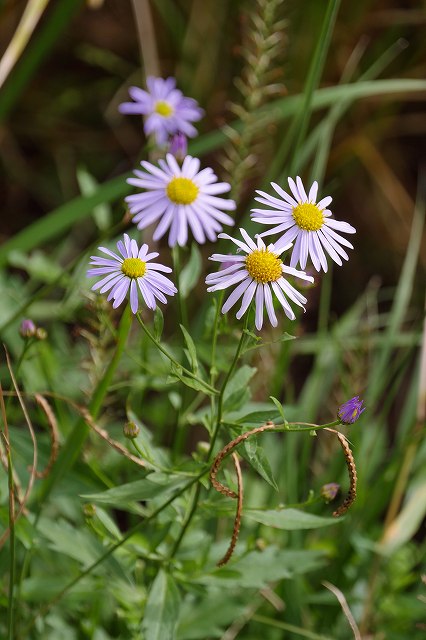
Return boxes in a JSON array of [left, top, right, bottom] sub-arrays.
[[35, 327, 47, 340], [124, 421, 140, 439], [83, 503, 96, 518], [196, 441, 210, 456]]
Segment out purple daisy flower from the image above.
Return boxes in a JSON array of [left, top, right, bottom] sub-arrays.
[[87, 233, 177, 314], [337, 396, 365, 425], [251, 177, 356, 272], [119, 76, 204, 145], [125, 153, 236, 247], [205, 228, 314, 331]]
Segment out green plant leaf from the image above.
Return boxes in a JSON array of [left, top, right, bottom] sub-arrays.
[[223, 365, 256, 412], [81, 474, 188, 510], [179, 244, 202, 299], [245, 508, 341, 530], [180, 324, 199, 374], [142, 569, 181, 640], [242, 438, 278, 491], [153, 307, 164, 341]]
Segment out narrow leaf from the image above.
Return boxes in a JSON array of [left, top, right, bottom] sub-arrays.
[[142, 569, 181, 640]]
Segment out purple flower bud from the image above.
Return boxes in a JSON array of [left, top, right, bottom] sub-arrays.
[[169, 132, 187, 161], [19, 319, 36, 338], [337, 396, 365, 425], [321, 483, 340, 503]]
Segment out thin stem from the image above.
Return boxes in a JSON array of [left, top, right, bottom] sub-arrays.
[[21, 469, 208, 635], [172, 245, 189, 330], [170, 314, 250, 559], [136, 313, 218, 395], [5, 439, 15, 640], [1, 385, 15, 640], [208, 313, 250, 457]]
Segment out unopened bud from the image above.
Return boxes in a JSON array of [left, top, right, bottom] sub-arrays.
[[35, 327, 47, 340], [83, 503, 96, 518], [124, 421, 140, 439], [169, 132, 187, 161], [255, 538, 266, 551], [196, 441, 210, 456], [19, 319, 36, 338], [337, 396, 365, 425], [321, 483, 340, 503]]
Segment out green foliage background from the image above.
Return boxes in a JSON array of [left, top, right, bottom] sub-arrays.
[[0, 1, 425, 638]]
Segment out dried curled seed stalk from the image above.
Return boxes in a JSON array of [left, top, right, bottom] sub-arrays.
[[210, 421, 276, 498], [34, 394, 59, 479], [325, 428, 357, 517], [217, 453, 243, 567]]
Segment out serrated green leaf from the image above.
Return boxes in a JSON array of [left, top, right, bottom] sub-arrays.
[[245, 508, 341, 530], [142, 569, 181, 640], [180, 324, 198, 373], [180, 244, 202, 298]]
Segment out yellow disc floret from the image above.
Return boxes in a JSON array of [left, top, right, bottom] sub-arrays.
[[292, 203, 324, 231], [166, 177, 199, 205], [154, 100, 174, 117], [121, 257, 146, 279], [245, 249, 283, 283]]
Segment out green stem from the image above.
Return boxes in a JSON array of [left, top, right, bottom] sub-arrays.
[[172, 245, 189, 330], [136, 313, 218, 395], [22, 469, 207, 635], [208, 313, 250, 457], [169, 314, 250, 559], [4, 435, 16, 640], [36, 306, 132, 505], [16, 306, 132, 627]]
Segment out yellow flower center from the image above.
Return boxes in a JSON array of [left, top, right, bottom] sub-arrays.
[[166, 177, 199, 205], [292, 203, 324, 231], [121, 257, 146, 279], [154, 100, 174, 117], [245, 249, 283, 283]]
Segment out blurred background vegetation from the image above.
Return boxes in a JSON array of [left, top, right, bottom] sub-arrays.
[[0, 1, 425, 638]]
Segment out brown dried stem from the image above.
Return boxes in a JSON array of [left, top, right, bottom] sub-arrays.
[[210, 421, 276, 499], [325, 428, 358, 517], [217, 453, 244, 567], [0, 348, 38, 549], [34, 394, 59, 479]]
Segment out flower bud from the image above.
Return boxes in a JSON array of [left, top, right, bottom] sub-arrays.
[[169, 132, 187, 161], [337, 396, 365, 425], [196, 440, 210, 456], [83, 503, 96, 518], [321, 483, 340, 503], [35, 327, 47, 341], [123, 421, 140, 439], [19, 319, 36, 338]]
